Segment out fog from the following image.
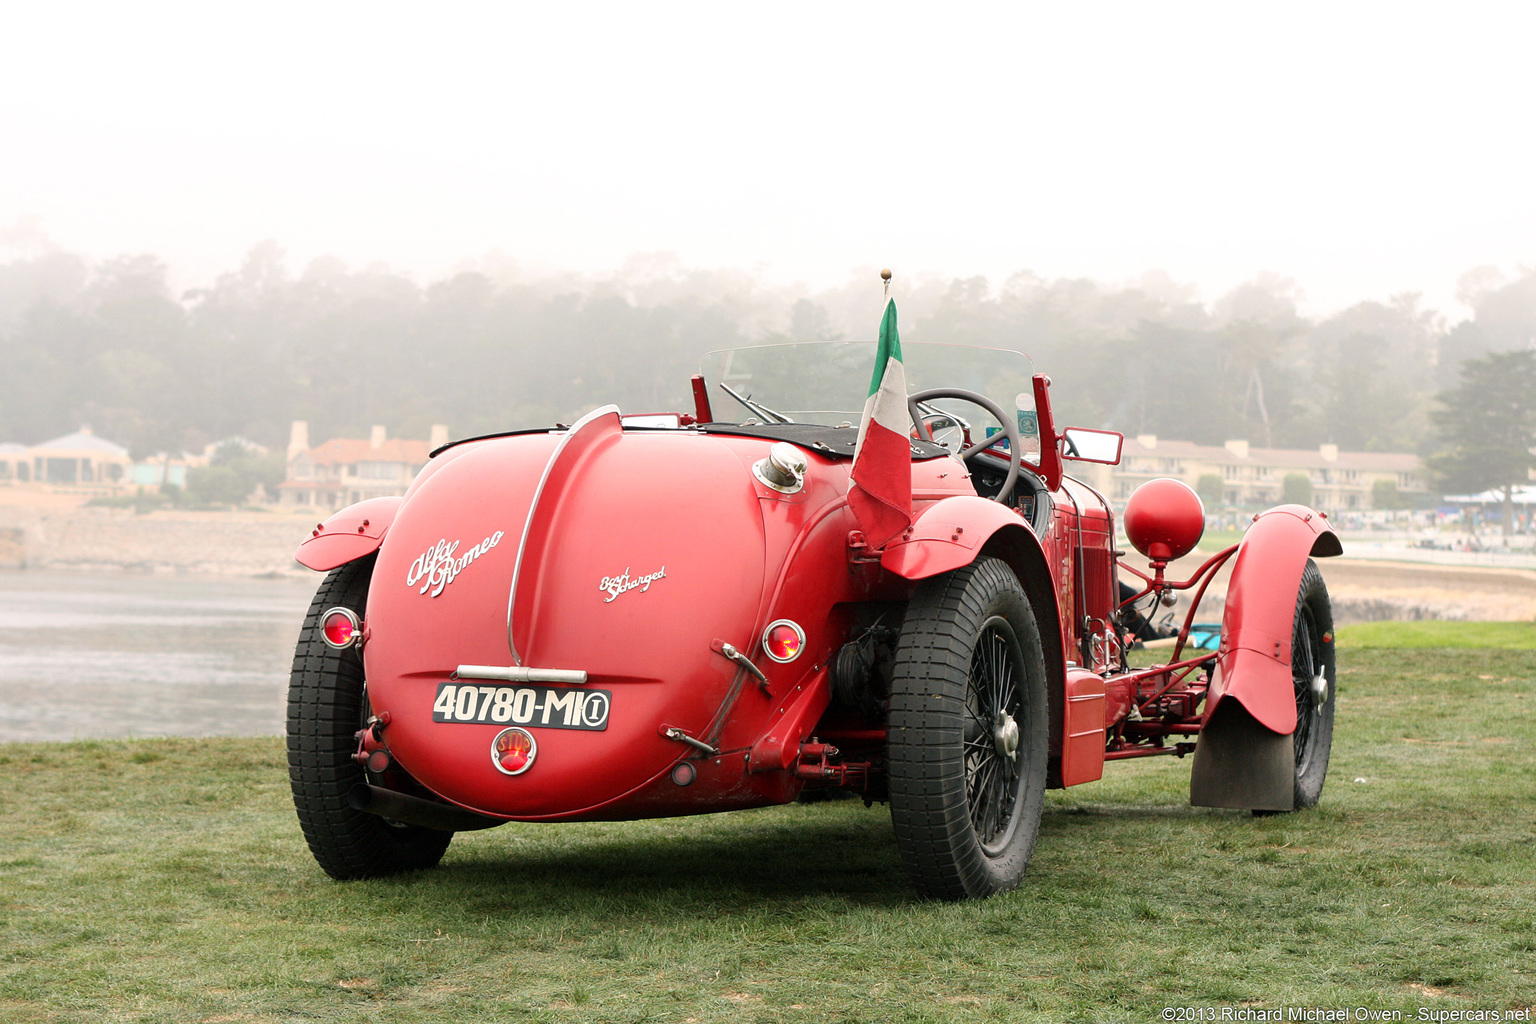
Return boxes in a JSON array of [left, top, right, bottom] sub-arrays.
[[2, 238, 1533, 463], [3, 4, 1533, 317], [1, 3, 1534, 454]]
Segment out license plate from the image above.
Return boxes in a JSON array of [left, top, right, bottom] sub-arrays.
[[431, 682, 610, 730]]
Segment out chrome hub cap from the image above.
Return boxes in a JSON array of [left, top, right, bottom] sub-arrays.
[[993, 710, 1020, 760], [1311, 671, 1328, 706]]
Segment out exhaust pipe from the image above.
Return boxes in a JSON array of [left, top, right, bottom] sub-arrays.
[[348, 783, 506, 832]]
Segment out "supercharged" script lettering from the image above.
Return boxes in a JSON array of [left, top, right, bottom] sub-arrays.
[[599, 566, 666, 603]]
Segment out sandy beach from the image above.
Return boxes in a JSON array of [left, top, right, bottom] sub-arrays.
[[0, 494, 312, 577], [1147, 551, 1536, 625]]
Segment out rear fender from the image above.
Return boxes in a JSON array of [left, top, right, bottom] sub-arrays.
[[1207, 504, 1342, 736], [295, 497, 403, 571], [881, 496, 1071, 781]]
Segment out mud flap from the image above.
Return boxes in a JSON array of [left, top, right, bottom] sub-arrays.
[[1189, 699, 1294, 811]]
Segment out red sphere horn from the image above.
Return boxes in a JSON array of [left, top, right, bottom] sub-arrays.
[[1123, 478, 1205, 561]]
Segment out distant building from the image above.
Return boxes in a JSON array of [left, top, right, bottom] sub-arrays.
[[130, 451, 208, 491], [1073, 435, 1427, 512], [26, 427, 133, 490], [278, 421, 449, 509], [125, 437, 264, 494], [0, 442, 29, 483]]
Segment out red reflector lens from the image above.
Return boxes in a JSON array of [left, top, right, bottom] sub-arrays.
[[768, 626, 800, 659], [763, 620, 805, 662], [320, 608, 360, 648]]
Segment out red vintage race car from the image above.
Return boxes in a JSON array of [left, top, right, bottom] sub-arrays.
[[287, 331, 1339, 900]]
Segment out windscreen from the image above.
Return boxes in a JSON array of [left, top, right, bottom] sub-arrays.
[[699, 341, 1041, 464]]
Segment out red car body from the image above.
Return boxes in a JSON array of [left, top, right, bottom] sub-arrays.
[[288, 341, 1340, 899]]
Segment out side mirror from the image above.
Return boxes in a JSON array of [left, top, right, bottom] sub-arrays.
[[1061, 427, 1123, 465]]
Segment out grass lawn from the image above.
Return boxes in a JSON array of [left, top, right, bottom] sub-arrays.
[[2, 631, 1533, 1022], [1337, 620, 1536, 649], [1195, 529, 1248, 552]]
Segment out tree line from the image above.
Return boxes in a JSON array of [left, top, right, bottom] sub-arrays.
[[1, 244, 1533, 485]]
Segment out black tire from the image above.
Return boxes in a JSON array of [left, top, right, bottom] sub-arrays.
[[287, 555, 452, 879], [1288, 558, 1336, 808], [888, 557, 1049, 900]]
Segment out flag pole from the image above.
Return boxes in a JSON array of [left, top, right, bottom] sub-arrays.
[[849, 266, 913, 550]]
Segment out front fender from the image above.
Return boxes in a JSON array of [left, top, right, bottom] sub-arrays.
[[294, 497, 402, 571], [880, 496, 1026, 580], [878, 496, 1060, 678], [881, 495, 1073, 783], [1208, 505, 1341, 734]]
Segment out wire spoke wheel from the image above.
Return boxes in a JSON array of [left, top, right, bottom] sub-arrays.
[[889, 557, 1048, 900], [1288, 558, 1336, 808], [1291, 603, 1318, 766], [966, 621, 1024, 852]]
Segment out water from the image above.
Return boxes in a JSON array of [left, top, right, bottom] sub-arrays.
[[0, 570, 321, 742]]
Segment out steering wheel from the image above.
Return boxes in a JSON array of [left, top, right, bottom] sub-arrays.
[[906, 388, 1021, 502]]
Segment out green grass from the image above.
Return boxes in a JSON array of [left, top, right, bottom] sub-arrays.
[[3, 644, 1534, 1022], [1337, 620, 1536, 649], [1196, 529, 1247, 552]]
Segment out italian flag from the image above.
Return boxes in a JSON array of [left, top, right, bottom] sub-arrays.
[[850, 298, 913, 549]]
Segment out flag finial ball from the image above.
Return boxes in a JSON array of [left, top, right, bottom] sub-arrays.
[[880, 268, 892, 281]]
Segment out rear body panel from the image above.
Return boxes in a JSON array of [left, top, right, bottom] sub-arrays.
[[367, 427, 778, 819]]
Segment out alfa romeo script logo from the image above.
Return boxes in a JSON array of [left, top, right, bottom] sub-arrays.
[[599, 566, 666, 603], [405, 531, 505, 597]]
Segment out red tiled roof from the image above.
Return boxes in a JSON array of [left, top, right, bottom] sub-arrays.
[[302, 438, 431, 466], [1121, 438, 1419, 472]]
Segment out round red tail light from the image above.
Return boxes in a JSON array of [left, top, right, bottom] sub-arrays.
[[762, 619, 805, 663], [320, 607, 361, 649], [491, 727, 537, 776]]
